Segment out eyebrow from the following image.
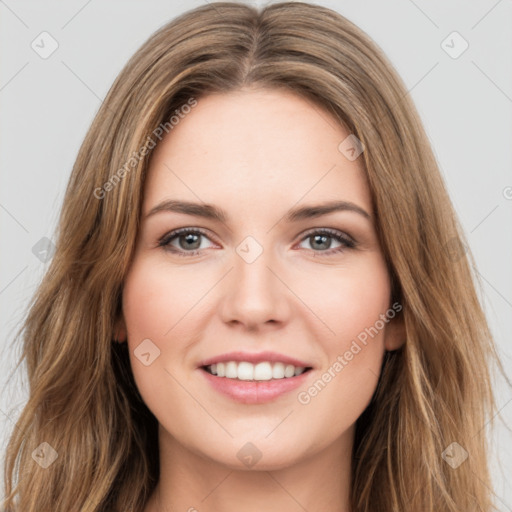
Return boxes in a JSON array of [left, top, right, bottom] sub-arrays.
[[144, 199, 372, 223]]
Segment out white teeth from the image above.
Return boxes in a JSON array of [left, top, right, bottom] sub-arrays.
[[284, 364, 295, 378], [206, 361, 309, 381], [272, 362, 285, 379], [254, 362, 273, 380], [225, 361, 238, 378], [237, 362, 254, 381]]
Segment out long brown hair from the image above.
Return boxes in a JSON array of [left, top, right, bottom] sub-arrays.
[[3, 2, 506, 511]]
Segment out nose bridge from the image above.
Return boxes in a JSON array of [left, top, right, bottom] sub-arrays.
[[220, 234, 289, 327]]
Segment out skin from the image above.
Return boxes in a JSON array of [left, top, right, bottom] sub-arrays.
[[115, 87, 405, 512]]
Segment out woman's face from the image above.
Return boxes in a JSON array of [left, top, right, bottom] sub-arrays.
[[118, 87, 404, 470]]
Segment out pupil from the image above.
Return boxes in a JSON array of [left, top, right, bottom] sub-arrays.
[[181, 233, 200, 250], [312, 234, 330, 250]]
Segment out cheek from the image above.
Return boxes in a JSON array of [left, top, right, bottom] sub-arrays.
[[122, 257, 196, 339], [121, 259, 181, 385], [121, 255, 214, 383], [299, 256, 390, 404], [300, 254, 391, 347]]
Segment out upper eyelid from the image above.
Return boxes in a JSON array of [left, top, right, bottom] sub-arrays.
[[159, 227, 217, 245], [159, 226, 354, 247]]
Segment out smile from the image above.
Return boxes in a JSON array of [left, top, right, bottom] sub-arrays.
[[200, 363, 313, 404], [204, 361, 311, 380]]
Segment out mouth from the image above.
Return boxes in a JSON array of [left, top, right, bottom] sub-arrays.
[[201, 361, 313, 381], [199, 361, 314, 404]]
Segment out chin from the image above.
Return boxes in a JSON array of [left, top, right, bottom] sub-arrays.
[[200, 437, 308, 472]]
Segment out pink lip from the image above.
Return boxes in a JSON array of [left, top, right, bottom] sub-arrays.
[[199, 367, 313, 404], [197, 350, 313, 368]]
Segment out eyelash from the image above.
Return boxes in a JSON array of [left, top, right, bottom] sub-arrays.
[[157, 227, 357, 258]]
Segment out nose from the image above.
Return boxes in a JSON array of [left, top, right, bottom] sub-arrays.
[[218, 245, 291, 331]]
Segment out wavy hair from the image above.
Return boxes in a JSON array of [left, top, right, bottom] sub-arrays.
[[2, 2, 506, 511]]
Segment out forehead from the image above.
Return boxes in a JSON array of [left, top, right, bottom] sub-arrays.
[[143, 88, 371, 217]]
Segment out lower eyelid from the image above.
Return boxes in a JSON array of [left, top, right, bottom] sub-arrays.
[[159, 229, 356, 254], [300, 230, 355, 247], [158, 229, 215, 251]]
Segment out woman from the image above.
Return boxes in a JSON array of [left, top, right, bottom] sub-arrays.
[[2, 2, 505, 511]]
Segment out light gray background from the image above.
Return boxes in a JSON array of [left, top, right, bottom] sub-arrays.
[[1, 0, 511, 507]]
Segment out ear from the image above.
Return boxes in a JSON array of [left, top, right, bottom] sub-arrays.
[[383, 307, 406, 352], [113, 316, 127, 343]]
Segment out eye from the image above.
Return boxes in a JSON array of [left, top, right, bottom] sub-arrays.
[[158, 228, 216, 257], [296, 228, 356, 256], [158, 227, 356, 257]]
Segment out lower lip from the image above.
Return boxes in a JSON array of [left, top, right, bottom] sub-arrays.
[[199, 367, 312, 404]]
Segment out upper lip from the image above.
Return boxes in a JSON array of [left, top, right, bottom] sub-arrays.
[[197, 351, 314, 369]]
